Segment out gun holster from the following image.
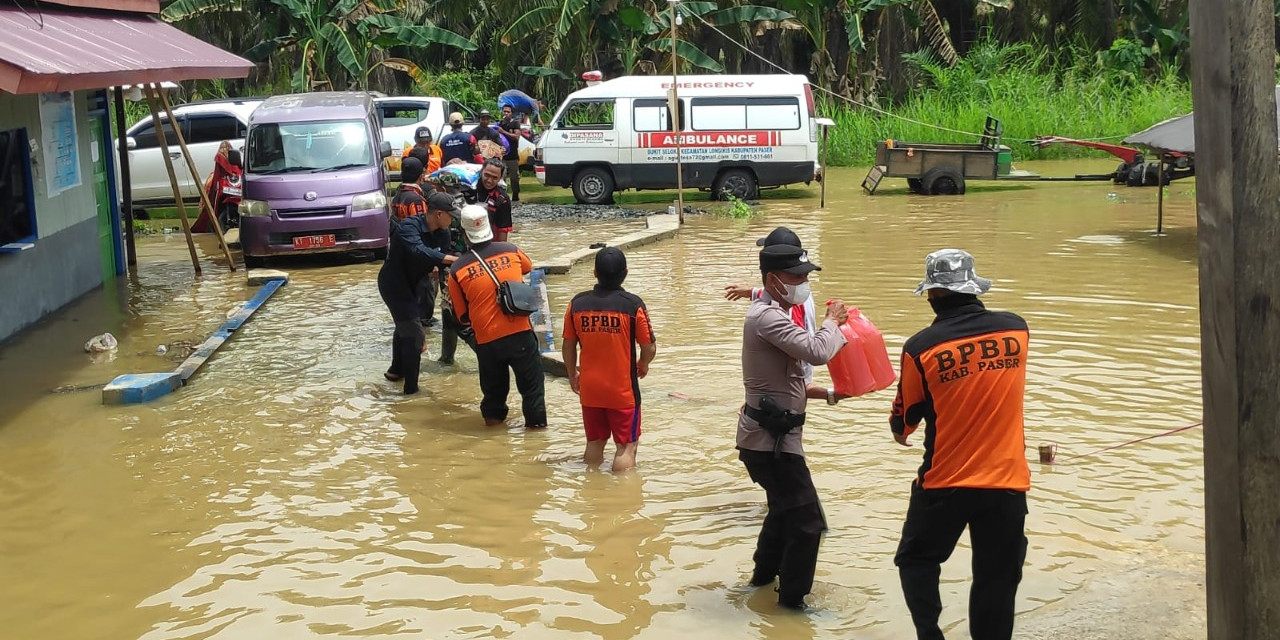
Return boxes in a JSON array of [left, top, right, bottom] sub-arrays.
[[744, 396, 806, 439]]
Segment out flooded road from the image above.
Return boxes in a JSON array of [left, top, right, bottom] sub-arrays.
[[0, 162, 1204, 639]]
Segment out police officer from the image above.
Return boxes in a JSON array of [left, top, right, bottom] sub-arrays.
[[377, 189, 460, 394], [737, 242, 848, 610]]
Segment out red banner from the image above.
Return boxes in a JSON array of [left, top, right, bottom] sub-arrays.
[[638, 131, 778, 148]]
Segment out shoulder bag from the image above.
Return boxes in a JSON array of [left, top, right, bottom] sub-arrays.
[[472, 249, 539, 316]]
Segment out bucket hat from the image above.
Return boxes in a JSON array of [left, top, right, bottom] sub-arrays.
[[914, 248, 992, 296]]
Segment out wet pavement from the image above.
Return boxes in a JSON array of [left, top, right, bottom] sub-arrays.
[[0, 162, 1205, 639]]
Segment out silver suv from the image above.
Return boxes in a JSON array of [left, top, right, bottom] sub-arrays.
[[117, 98, 262, 209]]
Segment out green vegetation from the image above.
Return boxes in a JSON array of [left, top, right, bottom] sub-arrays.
[[152, 1, 1220, 167], [719, 194, 757, 218], [823, 41, 1193, 166], [160, 1, 1203, 102]]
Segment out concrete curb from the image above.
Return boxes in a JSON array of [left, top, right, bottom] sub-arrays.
[[533, 214, 682, 379], [536, 214, 680, 275], [102, 275, 288, 405], [540, 351, 567, 378]]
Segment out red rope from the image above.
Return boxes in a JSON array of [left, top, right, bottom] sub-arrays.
[[1055, 422, 1203, 462]]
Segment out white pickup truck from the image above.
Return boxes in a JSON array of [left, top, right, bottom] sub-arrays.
[[375, 96, 479, 179]]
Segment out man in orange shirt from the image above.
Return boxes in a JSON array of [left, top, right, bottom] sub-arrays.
[[403, 126, 442, 174], [562, 248, 657, 472], [446, 204, 545, 429], [889, 249, 1030, 640]]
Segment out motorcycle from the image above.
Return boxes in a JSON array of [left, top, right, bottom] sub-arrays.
[[216, 166, 243, 230]]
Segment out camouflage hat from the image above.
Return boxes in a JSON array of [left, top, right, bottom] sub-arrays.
[[914, 248, 992, 296], [435, 172, 461, 188]]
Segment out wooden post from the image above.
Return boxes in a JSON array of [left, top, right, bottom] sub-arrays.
[[112, 87, 137, 268], [157, 88, 237, 271], [669, 0, 684, 225], [1189, 1, 1280, 638], [820, 125, 829, 209], [1156, 153, 1165, 235], [142, 84, 202, 276]]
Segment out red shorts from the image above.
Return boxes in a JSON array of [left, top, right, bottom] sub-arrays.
[[582, 406, 641, 445]]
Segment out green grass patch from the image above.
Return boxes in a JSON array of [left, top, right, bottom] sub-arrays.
[[822, 42, 1192, 167]]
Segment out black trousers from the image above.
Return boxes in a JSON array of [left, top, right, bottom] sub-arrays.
[[505, 158, 521, 200], [474, 330, 546, 426], [739, 449, 826, 606], [416, 273, 437, 322], [894, 485, 1028, 640], [387, 319, 425, 394], [440, 307, 476, 362]]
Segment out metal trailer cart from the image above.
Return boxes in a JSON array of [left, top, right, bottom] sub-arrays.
[[861, 116, 1038, 195]]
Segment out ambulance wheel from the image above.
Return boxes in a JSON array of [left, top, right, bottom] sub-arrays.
[[572, 166, 615, 205], [713, 168, 758, 201], [921, 166, 965, 195]]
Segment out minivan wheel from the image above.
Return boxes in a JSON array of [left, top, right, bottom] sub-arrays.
[[244, 254, 265, 269], [372, 247, 388, 261], [572, 167, 615, 205], [713, 168, 758, 201]]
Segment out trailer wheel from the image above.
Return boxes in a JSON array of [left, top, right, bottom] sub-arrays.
[[713, 168, 758, 201], [572, 166, 615, 205], [907, 178, 923, 193], [921, 166, 965, 195]]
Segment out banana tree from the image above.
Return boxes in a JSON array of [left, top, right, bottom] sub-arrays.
[[162, 0, 476, 91], [608, 1, 795, 74]]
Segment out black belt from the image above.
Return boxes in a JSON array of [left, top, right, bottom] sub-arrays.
[[744, 402, 805, 458], [743, 404, 806, 430]]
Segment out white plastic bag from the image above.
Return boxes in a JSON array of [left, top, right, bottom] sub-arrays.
[[84, 332, 118, 353]]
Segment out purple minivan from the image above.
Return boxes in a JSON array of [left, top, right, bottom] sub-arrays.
[[239, 92, 392, 265]]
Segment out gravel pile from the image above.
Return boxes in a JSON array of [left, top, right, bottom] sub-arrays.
[[511, 202, 657, 222]]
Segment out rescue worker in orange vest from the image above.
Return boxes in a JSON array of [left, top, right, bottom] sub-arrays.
[[890, 249, 1030, 640], [403, 126, 442, 175], [562, 247, 657, 472], [446, 205, 545, 429]]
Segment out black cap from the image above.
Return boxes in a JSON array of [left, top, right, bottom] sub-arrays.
[[427, 191, 461, 218], [759, 244, 820, 275], [756, 226, 802, 247], [414, 126, 431, 141], [401, 156, 424, 183], [595, 247, 627, 285]]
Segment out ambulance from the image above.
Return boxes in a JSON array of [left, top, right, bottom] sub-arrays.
[[534, 74, 821, 204]]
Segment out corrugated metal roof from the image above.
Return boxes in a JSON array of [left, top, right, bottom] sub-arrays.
[[1123, 86, 1280, 155], [0, 5, 252, 95]]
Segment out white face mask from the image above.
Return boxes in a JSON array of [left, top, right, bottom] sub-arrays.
[[772, 275, 810, 305]]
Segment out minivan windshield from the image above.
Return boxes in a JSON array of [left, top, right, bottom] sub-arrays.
[[247, 120, 373, 174]]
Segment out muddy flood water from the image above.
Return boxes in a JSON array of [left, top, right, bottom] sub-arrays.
[[0, 163, 1205, 639]]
